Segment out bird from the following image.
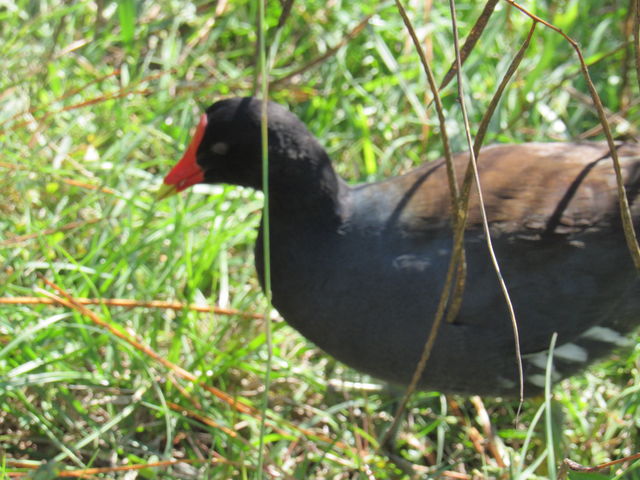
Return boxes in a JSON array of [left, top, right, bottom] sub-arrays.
[[158, 97, 640, 396]]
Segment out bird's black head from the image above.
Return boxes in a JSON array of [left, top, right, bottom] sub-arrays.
[[159, 97, 324, 197]]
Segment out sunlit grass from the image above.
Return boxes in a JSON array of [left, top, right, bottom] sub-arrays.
[[1, 0, 640, 478]]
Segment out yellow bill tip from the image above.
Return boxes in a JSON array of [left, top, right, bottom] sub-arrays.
[[156, 183, 178, 200]]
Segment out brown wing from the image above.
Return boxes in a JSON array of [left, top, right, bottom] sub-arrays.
[[392, 142, 640, 239]]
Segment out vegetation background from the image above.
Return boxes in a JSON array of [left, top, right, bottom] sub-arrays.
[[1, 0, 640, 478]]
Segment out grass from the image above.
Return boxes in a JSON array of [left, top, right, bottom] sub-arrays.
[[1, 0, 640, 478]]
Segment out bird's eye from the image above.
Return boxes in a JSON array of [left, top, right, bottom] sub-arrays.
[[211, 142, 229, 155]]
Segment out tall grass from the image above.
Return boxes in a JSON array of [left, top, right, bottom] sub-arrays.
[[1, 0, 640, 478]]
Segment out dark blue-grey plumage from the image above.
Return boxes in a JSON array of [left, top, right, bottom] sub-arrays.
[[164, 97, 640, 396]]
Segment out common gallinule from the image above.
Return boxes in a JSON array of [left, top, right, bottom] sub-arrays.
[[159, 97, 640, 396]]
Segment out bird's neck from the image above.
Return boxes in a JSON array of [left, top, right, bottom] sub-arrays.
[[267, 145, 350, 224], [254, 154, 349, 292]]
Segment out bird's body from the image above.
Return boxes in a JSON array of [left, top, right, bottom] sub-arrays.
[[161, 97, 640, 396]]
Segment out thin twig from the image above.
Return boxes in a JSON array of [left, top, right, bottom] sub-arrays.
[[166, 401, 240, 438], [0, 161, 118, 196], [3, 89, 153, 135], [3, 459, 234, 478], [563, 453, 640, 473], [446, 21, 536, 334], [448, 20, 538, 407], [439, 0, 501, 91], [276, 0, 295, 29], [0, 69, 122, 131], [0, 296, 266, 319], [450, 0, 524, 404], [473, 22, 536, 153], [270, 15, 373, 88], [563, 85, 640, 139], [0, 218, 102, 247], [381, 0, 464, 448]]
